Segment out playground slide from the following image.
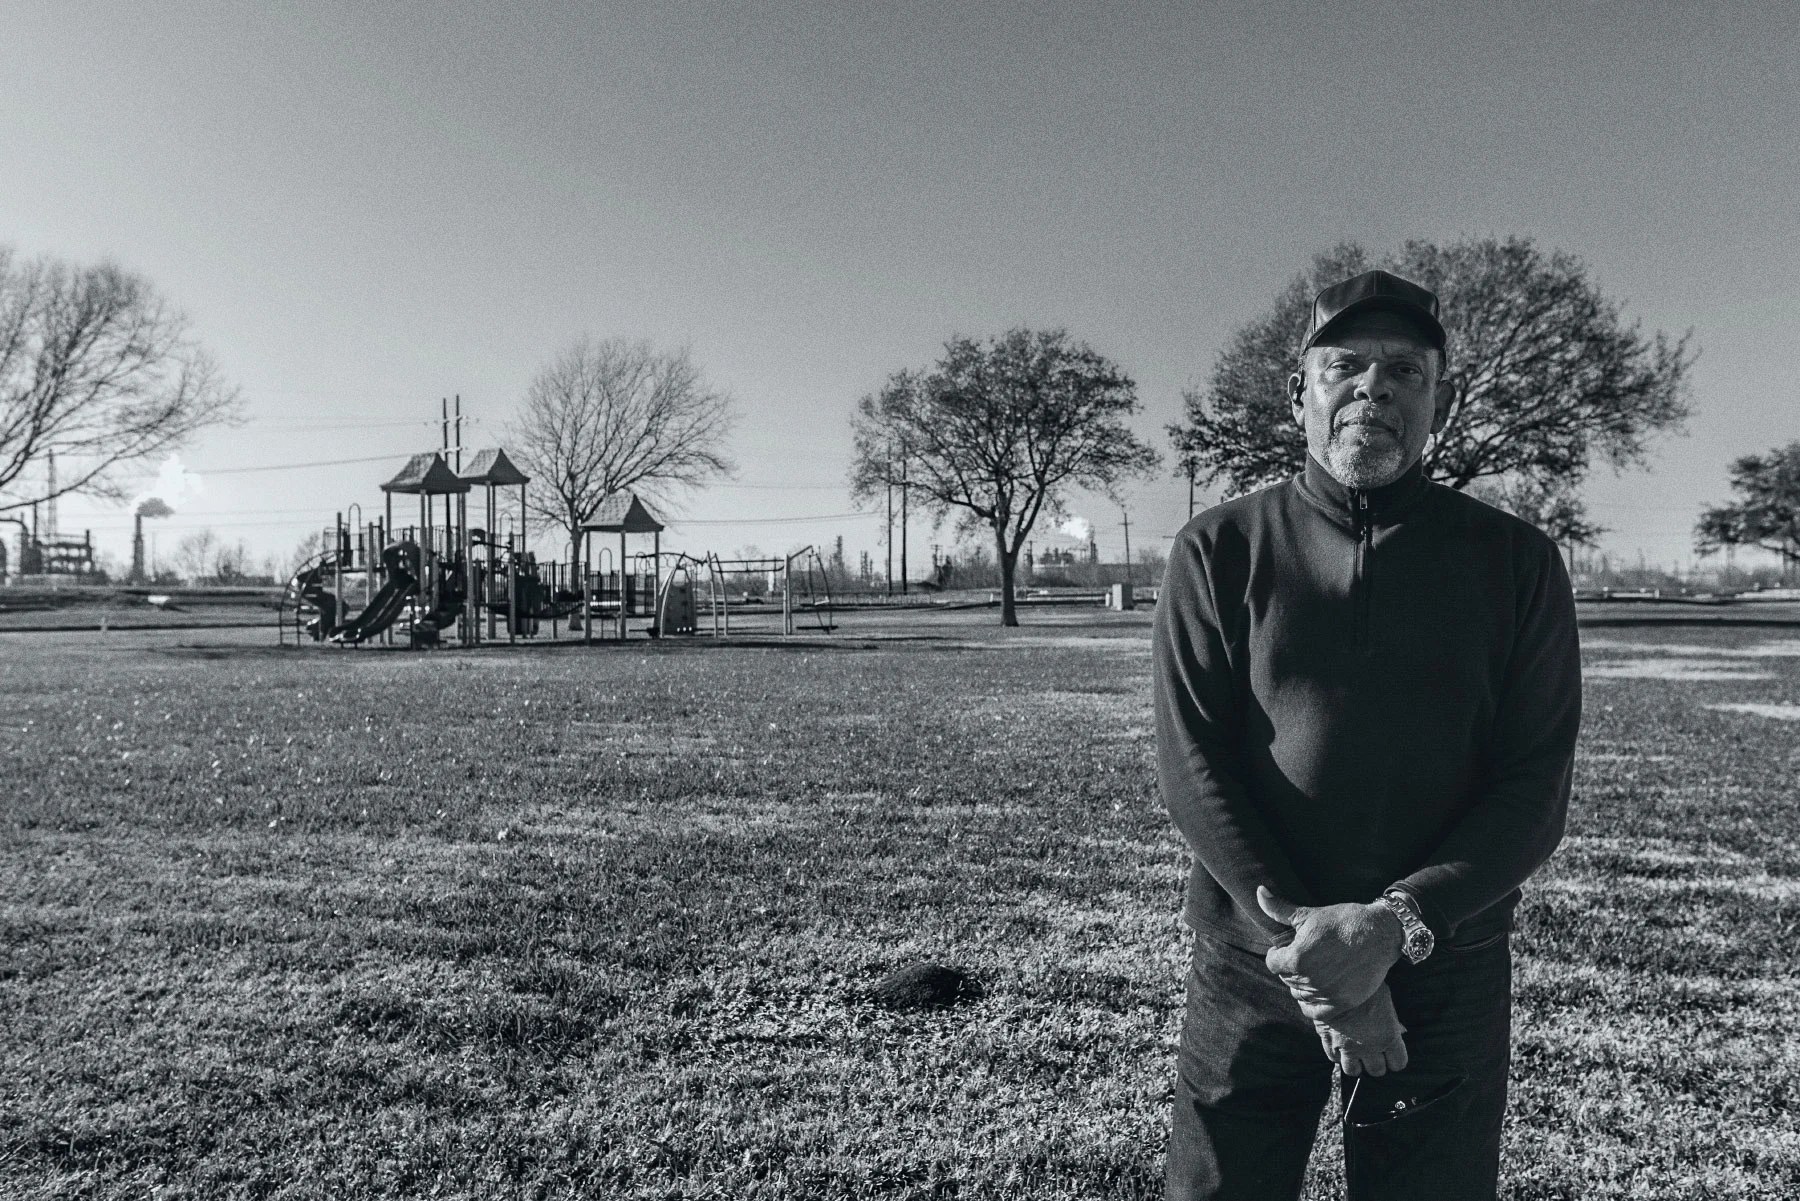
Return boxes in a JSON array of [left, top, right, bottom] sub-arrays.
[[332, 544, 420, 644]]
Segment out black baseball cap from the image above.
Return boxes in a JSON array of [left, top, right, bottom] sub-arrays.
[[1300, 269, 1446, 356]]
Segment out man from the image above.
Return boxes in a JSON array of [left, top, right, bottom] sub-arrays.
[[1154, 269, 1581, 1199]]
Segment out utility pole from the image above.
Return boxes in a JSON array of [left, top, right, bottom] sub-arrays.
[[885, 452, 893, 597], [899, 453, 908, 595], [1186, 461, 1197, 521], [1120, 509, 1133, 585], [453, 394, 463, 470]]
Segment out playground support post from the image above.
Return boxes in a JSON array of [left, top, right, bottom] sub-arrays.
[[461, 491, 476, 645], [455, 493, 466, 644], [708, 553, 722, 637], [716, 553, 730, 637], [485, 487, 497, 641], [420, 493, 435, 630], [582, 530, 593, 646], [377, 515, 391, 647], [384, 497, 393, 651], [443, 493, 453, 608], [333, 511, 344, 627]]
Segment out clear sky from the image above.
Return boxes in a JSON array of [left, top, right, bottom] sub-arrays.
[[3, 0, 1796, 577]]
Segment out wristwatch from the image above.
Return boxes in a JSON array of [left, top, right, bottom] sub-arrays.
[[1379, 889, 1435, 965]]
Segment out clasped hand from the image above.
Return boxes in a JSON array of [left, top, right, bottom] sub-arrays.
[[1311, 983, 1408, 1077], [1257, 885, 1407, 1076]]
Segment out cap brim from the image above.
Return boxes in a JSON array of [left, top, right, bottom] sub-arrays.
[[1305, 298, 1446, 353]]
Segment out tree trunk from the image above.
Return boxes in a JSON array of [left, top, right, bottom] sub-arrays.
[[996, 526, 1018, 627], [566, 509, 582, 580]]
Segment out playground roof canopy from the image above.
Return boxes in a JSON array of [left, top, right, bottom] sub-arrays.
[[458, 447, 530, 487], [381, 453, 471, 495], [582, 492, 666, 534]]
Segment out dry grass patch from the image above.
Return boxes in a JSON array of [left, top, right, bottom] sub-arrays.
[[1706, 701, 1800, 721]]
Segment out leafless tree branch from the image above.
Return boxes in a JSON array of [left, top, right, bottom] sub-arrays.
[[507, 337, 737, 561], [0, 247, 241, 514]]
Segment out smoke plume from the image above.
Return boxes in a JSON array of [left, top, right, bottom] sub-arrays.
[[131, 454, 204, 516]]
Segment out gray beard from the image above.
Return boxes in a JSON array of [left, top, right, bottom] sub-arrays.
[[1321, 437, 1408, 491]]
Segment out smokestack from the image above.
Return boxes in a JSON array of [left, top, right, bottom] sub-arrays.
[[132, 497, 173, 584]]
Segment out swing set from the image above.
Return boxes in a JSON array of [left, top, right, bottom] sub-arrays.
[[577, 495, 834, 639]]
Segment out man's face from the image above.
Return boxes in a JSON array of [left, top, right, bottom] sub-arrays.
[[1287, 312, 1456, 490]]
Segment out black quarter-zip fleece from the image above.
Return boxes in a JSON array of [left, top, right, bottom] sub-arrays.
[[1153, 455, 1581, 951]]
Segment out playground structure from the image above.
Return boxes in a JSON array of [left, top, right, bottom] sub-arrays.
[[280, 443, 834, 648]]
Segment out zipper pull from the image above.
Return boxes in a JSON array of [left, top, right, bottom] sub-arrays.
[[1356, 493, 1372, 543]]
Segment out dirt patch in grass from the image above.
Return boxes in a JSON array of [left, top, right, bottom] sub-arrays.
[[1584, 636, 1800, 658]]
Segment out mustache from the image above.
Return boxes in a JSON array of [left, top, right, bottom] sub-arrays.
[[1333, 407, 1400, 435]]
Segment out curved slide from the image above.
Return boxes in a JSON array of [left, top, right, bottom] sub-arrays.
[[331, 543, 421, 644]]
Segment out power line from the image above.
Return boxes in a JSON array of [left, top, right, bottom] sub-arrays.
[[675, 510, 875, 526], [199, 453, 407, 475], [238, 418, 441, 433], [57, 515, 331, 532], [175, 447, 851, 490]]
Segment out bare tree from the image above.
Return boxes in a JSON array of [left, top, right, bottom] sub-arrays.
[[0, 247, 241, 514], [212, 538, 255, 583], [1696, 443, 1800, 577], [1169, 237, 1693, 544], [168, 529, 256, 583], [850, 329, 1160, 626], [284, 529, 328, 578], [509, 337, 735, 562], [172, 528, 220, 583]]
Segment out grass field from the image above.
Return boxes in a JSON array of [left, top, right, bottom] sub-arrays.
[[2, 612, 1796, 1199]]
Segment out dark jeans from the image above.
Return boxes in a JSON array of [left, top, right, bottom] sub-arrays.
[[1167, 926, 1512, 1201]]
